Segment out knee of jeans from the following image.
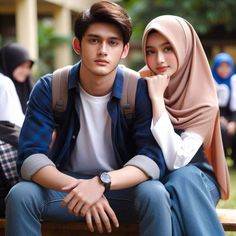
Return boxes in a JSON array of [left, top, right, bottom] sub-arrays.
[[166, 166, 200, 187], [135, 180, 169, 206], [164, 166, 209, 197], [5, 181, 40, 207]]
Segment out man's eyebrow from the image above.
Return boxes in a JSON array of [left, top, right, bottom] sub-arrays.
[[86, 34, 121, 40], [86, 34, 99, 38]]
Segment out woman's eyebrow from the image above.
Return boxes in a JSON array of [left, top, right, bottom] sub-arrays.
[[146, 42, 170, 48]]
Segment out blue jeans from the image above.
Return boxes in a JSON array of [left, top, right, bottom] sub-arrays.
[[5, 166, 224, 236], [162, 165, 225, 236]]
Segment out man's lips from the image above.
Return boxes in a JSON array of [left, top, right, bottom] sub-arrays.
[[95, 59, 109, 65]]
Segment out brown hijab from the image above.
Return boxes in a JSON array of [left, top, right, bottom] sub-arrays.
[[140, 15, 230, 199]]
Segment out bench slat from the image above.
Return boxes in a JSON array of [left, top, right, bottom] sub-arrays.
[[217, 208, 236, 231], [0, 208, 235, 235]]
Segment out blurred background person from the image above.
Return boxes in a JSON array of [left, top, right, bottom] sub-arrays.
[[0, 42, 33, 216], [212, 52, 236, 168], [0, 43, 34, 113]]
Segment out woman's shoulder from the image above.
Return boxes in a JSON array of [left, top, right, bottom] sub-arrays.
[[0, 73, 14, 85], [0, 73, 17, 92], [230, 74, 236, 92], [231, 74, 236, 82]]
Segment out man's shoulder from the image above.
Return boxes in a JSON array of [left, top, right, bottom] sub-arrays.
[[33, 73, 53, 91], [29, 73, 54, 106], [118, 64, 140, 79]]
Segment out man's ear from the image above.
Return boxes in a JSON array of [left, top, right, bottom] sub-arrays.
[[72, 37, 81, 55], [121, 43, 130, 59]]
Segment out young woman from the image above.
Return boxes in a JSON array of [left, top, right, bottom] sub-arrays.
[[0, 43, 33, 216], [140, 15, 230, 235], [0, 43, 34, 113], [212, 52, 236, 167]]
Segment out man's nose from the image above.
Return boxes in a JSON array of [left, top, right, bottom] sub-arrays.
[[98, 42, 108, 56]]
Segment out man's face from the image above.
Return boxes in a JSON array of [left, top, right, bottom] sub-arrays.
[[77, 22, 129, 77]]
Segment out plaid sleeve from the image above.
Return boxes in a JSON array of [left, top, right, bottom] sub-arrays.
[[18, 75, 56, 172], [0, 140, 20, 187]]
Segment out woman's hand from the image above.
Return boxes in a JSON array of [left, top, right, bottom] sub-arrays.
[[85, 196, 119, 234], [144, 75, 169, 123], [144, 74, 169, 101]]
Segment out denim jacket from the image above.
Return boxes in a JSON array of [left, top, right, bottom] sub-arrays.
[[18, 63, 167, 180]]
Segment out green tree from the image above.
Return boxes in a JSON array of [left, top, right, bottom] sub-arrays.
[[37, 20, 72, 77], [122, 0, 236, 40], [121, 0, 236, 69]]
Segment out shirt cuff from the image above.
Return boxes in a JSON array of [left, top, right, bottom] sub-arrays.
[[124, 155, 160, 179], [21, 154, 55, 180]]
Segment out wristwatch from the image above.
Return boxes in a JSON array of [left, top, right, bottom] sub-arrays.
[[98, 172, 111, 192]]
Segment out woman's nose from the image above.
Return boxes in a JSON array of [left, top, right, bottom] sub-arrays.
[[156, 52, 165, 64]]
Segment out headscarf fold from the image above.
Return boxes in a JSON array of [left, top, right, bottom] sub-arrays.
[[140, 15, 230, 199]]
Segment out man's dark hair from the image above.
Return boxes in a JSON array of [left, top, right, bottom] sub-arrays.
[[74, 1, 132, 45]]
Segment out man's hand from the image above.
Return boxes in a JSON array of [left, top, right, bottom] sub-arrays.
[[85, 196, 119, 233], [61, 176, 105, 216]]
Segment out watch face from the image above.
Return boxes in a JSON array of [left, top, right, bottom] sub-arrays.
[[100, 172, 111, 184]]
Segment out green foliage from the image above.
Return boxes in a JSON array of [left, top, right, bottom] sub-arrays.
[[121, 0, 236, 40], [218, 167, 236, 236], [218, 167, 236, 209], [37, 20, 72, 77], [120, 0, 236, 69]]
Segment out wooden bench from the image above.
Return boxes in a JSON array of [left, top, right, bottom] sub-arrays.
[[0, 208, 235, 235], [216, 208, 236, 232]]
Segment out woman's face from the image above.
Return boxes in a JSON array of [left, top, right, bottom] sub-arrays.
[[216, 62, 232, 79], [145, 31, 177, 77], [13, 61, 32, 82]]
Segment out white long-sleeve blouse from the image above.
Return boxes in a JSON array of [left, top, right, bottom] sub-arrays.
[[151, 112, 203, 170]]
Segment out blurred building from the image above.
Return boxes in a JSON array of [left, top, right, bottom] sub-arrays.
[[0, 0, 101, 69]]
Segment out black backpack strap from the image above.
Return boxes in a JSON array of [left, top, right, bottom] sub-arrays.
[[120, 65, 140, 120]]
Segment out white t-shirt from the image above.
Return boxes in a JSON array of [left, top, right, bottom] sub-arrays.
[[67, 85, 119, 175], [151, 112, 203, 170], [0, 73, 24, 127]]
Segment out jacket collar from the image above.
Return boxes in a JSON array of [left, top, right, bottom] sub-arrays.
[[68, 62, 124, 100]]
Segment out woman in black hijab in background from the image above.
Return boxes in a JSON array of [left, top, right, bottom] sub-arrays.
[[0, 43, 34, 113], [0, 43, 33, 216]]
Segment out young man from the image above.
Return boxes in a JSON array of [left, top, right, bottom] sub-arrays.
[[5, 2, 167, 235]]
